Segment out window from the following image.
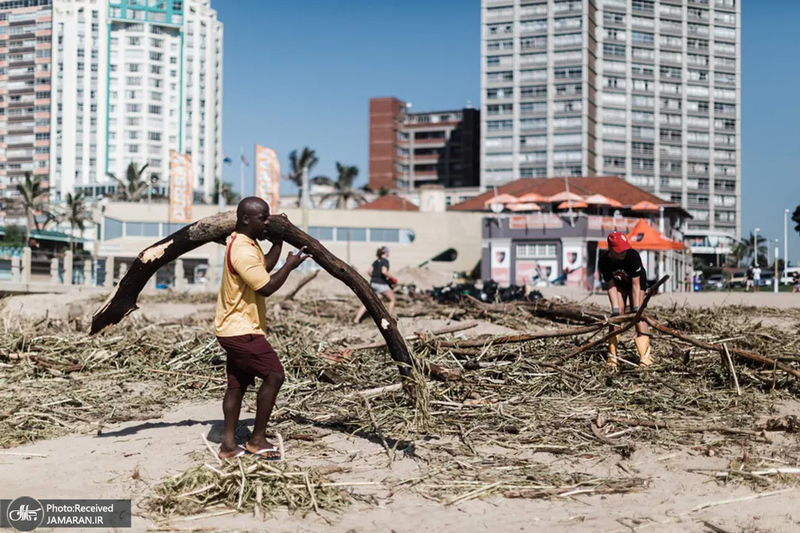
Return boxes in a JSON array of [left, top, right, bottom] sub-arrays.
[[335, 228, 367, 242], [520, 85, 547, 98], [604, 76, 626, 89], [631, 63, 654, 76], [632, 110, 654, 123], [715, 11, 736, 24], [485, 137, 512, 148], [715, 88, 736, 100], [603, 124, 626, 137], [521, 117, 547, 130], [631, 0, 654, 12], [632, 126, 655, 139], [715, 56, 736, 69], [516, 243, 557, 259], [604, 28, 626, 41], [688, 23, 709, 36], [632, 16, 655, 29], [487, 120, 513, 132], [520, 36, 547, 50], [632, 47, 654, 61], [554, 33, 582, 47], [715, 133, 736, 146], [125, 222, 160, 237], [520, 135, 546, 148], [555, 83, 581, 96], [661, 66, 682, 80], [521, 52, 547, 65], [126, 103, 141, 113], [661, 51, 683, 64], [520, 69, 546, 81], [631, 31, 654, 44], [521, 101, 547, 114], [487, 39, 513, 51], [603, 92, 628, 106], [660, 35, 682, 48], [660, 129, 682, 142], [520, 19, 547, 33], [129, 37, 141, 46], [487, 87, 513, 99], [555, 67, 581, 79], [370, 228, 400, 243], [554, 133, 582, 146], [688, 69, 708, 82], [660, 98, 681, 111], [487, 103, 513, 115], [554, 16, 581, 31], [552, 100, 581, 113], [632, 158, 655, 171], [605, 61, 626, 74], [687, 38, 709, 51], [603, 44, 625, 58], [631, 142, 654, 155], [715, 71, 736, 85], [604, 156, 626, 168], [604, 12, 625, 25], [632, 95, 655, 107], [632, 79, 654, 92], [487, 71, 513, 83]]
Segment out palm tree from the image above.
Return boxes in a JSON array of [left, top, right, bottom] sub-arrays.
[[62, 191, 91, 253], [107, 162, 149, 202], [285, 148, 327, 206], [732, 232, 769, 268], [212, 178, 240, 206], [317, 163, 367, 209], [14, 172, 49, 246]]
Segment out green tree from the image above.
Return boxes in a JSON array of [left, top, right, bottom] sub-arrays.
[[212, 178, 240, 206], [14, 172, 49, 246], [317, 163, 367, 209], [107, 162, 150, 202], [62, 191, 91, 253], [732, 232, 769, 267], [792, 205, 800, 234], [285, 148, 327, 207], [0, 225, 26, 247]]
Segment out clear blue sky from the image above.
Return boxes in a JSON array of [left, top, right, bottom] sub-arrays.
[[215, 0, 800, 265]]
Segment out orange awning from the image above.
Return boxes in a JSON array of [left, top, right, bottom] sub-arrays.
[[630, 200, 661, 212], [548, 191, 584, 203], [584, 193, 623, 208], [598, 219, 684, 251], [484, 193, 519, 206], [516, 191, 548, 203], [557, 200, 588, 209], [507, 202, 542, 212]]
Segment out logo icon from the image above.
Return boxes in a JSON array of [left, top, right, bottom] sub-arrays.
[[495, 251, 506, 264], [7, 497, 44, 532]]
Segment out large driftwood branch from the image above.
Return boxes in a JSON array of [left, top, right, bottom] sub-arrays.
[[90, 211, 450, 382]]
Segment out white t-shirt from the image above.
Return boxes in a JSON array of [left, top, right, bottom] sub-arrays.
[[753, 267, 762, 280]]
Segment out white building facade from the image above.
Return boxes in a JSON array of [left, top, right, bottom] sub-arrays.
[[480, 0, 741, 236], [40, 0, 221, 205]]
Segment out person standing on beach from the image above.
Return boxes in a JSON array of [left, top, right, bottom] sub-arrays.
[[354, 246, 396, 324], [598, 232, 651, 371], [745, 267, 754, 292], [753, 264, 762, 292], [214, 197, 310, 460]]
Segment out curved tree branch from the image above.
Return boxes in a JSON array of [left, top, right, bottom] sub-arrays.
[[90, 211, 456, 385]]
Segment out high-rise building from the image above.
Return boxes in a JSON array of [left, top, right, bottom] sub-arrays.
[[369, 97, 480, 191], [480, 0, 741, 235], [0, 0, 222, 221]]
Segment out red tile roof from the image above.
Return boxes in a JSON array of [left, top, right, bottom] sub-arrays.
[[356, 194, 420, 211], [449, 176, 676, 212]]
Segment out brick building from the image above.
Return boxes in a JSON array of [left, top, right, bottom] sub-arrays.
[[368, 97, 480, 191]]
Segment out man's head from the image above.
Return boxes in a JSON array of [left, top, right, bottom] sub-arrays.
[[235, 197, 270, 240], [607, 231, 631, 261]]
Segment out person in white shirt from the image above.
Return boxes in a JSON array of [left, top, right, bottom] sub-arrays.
[[752, 265, 762, 292]]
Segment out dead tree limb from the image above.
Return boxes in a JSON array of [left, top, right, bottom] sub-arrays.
[[282, 270, 319, 302], [436, 323, 605, 349], [90, 211, 442, 382], [644, 316, 800, 381], [559, 275, 669, 361]]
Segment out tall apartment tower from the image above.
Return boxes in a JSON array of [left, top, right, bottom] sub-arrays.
[[0, 0, 54, 213], [480, 0, 741, 235], [0, 0, 222, 220]]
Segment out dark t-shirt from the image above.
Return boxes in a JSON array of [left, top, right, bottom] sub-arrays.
[[370, 258, 390, 285], [599, 249, 645, 288], [746, 270, 754, 280]]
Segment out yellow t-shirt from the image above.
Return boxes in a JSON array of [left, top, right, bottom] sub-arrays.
[[214, 232, 271, 337]]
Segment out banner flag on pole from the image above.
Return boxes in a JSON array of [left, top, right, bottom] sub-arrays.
[[169, 150, 194, 223], [255, 144, 280, 212]]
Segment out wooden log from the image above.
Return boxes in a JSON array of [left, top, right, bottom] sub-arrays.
[[90, 211, 429, 382], [437, 324, 605, 349]]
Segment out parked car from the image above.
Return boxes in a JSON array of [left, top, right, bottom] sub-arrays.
[[729, 271, 746, 288], [704, 274, 727, 290], [758, 271, 774, 287]]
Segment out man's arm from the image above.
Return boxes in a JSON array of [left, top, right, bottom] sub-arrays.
[[263, 240, 283, 272], [256, 248, 311, 298], [606, 281, 623, 315], [630, 276, 644, 310]]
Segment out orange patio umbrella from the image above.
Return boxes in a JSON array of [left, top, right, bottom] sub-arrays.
[[584, 193, 623, 208], [630, 200, 661, 212], [598, 219, 684, 251], [557, 200, 588, 209], [548, 191, 584, 203], [483, 193, 518, 207], [516, 191, 548, 203], [507, 202, 542, 212]]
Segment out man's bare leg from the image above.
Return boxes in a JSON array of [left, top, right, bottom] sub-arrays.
[[246, 371, 285, 455], [220, 386, 247, 458]]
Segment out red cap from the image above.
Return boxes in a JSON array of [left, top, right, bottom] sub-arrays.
[[607, 231, 631, 253]]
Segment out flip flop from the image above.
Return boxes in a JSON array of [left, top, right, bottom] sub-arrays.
[[219, 446, 246, 460], [245, 444, 281, 461]]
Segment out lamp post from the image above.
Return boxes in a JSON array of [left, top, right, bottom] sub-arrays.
[[753, 227, 760, 267], [774, 239, 779, 293], [785, 209, 790, 272]]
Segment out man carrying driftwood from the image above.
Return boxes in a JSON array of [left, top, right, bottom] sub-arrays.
[[598, 231, 651, 371], [214, 197, 310, 459]]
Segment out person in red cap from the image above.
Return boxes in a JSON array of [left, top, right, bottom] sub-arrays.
[[598, 231, 651, 370]]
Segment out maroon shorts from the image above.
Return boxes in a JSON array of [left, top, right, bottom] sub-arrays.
[[216, 334, 284, 390]]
